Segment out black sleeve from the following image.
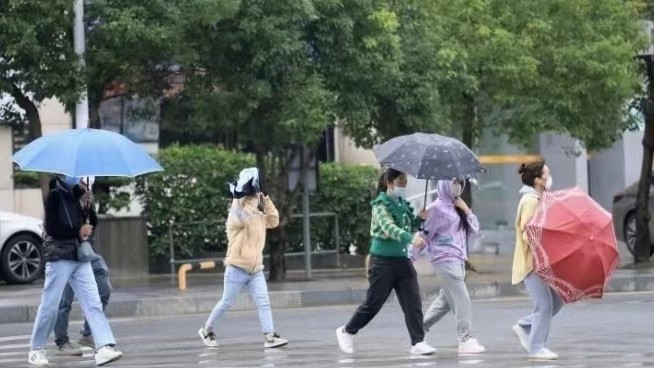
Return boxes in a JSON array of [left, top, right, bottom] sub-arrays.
[[44, 191, 79, 239], [88, 205, 98, 228]]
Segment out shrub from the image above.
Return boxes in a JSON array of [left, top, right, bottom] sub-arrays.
[[136, 145, 255, 257], [138, 145, 379, 259], [310, 162, 379, 254]]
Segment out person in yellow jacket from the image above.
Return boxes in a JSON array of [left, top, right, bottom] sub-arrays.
[[511, 161, 563, 361], [198, 168, 288, 349]]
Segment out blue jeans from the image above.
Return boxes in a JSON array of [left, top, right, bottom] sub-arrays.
[[54, 257, 111, 346], [30, 260, 116, 350], [518, 272, 564, 353], [204, 266, 274, 334]]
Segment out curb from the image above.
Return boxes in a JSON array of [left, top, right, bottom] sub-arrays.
[[2, 274, 654, 324]]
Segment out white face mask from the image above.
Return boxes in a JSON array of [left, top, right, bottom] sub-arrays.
[[452, 182, 463, 198], [391, 186, 407, 199], [545, 176, 553, 191]]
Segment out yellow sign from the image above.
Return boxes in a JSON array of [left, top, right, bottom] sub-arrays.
[[479, 154, 542, 165]]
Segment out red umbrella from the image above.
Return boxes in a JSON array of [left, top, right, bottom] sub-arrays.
[[526, 187, 619, 303]]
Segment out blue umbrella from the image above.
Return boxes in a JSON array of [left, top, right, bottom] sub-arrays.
[[12, 128, 163, 177]]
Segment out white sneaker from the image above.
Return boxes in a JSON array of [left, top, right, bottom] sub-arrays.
[[264, 333, 288, 348], [28, 350, 49, 366], [94, 345, 123, 366], [410, 341, 437, 355], [198, 328, 218, 348], [335, 326, 354, 354], [57, 341, 83, 356], [512, 324, 529, 352], [458, 337, 486, 354], [529, 348, 559, 360]]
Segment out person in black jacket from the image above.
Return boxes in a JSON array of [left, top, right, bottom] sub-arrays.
[[28, 175, 123, 367], [51, 176, 113, 356]]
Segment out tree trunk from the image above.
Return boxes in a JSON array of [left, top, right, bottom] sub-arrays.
[[263, 147, 306, 281], [267, 226, 288, 281], [9, 83, 49, 203], [634, 58, 654, 263], [89, 103, 102, 129], [257, 151, 287, 281]]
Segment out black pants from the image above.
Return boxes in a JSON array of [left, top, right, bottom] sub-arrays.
[[345, 255, 425, 345]]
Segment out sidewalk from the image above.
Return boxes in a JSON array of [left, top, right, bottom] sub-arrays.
[[1, 253, 653, 324]]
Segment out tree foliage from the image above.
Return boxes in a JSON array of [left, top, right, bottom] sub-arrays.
[[2, 0, 646, 271], [160, 0, 436, 279], [0, 0, 83, 121], [428, 0, 644, 151]]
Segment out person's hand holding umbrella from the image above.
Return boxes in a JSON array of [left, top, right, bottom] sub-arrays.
[[454, 198, 471, 214], [80, 224, 94, 240], [410, 232, 427, 254]]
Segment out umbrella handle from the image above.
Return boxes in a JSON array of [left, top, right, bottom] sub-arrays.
[[423, 180, 429, 208], [84, 176, 92, 225]]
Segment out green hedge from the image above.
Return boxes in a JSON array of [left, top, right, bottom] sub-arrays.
[[13, 170, 40, 188], [285, 163, 378, 254], [138, 145, 379, 259], [136, 145, 255, 257]]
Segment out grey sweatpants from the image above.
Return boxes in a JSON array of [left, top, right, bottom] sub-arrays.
[[518, 272, 564, 353], [423, 261, 473, 342]]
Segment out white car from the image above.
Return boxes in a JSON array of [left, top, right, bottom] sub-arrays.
[[0, 211, 44, 284]]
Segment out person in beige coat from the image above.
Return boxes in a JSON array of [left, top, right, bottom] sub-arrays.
[[198, 168, 288, 349]]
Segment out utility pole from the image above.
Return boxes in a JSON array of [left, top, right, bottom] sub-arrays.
[[73, 0, 89, 129]]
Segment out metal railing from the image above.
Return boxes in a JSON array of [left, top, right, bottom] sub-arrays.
[[167, 212, 341, 281]]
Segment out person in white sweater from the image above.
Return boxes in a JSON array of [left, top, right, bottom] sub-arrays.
[[198, 168, 288, 349]]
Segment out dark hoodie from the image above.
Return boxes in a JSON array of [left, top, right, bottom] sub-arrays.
[[43, 177, 97, 262]]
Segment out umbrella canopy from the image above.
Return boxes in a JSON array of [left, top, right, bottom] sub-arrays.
[[12, 128, 163, 177], [373, 133, 484, 180], [526, 187, 619, 303]]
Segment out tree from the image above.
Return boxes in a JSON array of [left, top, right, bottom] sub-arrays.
[[316, 0, 644, 209], [0, 0, 84, 200], [428, 0, 643, 205], [431, 0, 642, 146], [1, 0, 239, 205], [169, 0, 335, 281], [165, 0, 414, 280], [316, 0, 446, 148], [83, 0, 241, 127], [632, 1, 654, 263], [634, 54, 654, 263]]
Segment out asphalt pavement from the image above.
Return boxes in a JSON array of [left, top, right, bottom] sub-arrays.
[[0, 291, 652, 367]]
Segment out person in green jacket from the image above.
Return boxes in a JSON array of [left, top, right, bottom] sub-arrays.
[[336, 168, 437, 356]]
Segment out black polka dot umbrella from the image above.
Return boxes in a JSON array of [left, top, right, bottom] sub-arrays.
[[374, 133, 485, 180]]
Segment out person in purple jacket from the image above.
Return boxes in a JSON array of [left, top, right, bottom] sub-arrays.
[[409, 179, 486, 355]]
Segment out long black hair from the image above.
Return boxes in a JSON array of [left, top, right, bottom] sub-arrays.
[[377, 168, 404, 194], [453, 179, 470, 234]]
